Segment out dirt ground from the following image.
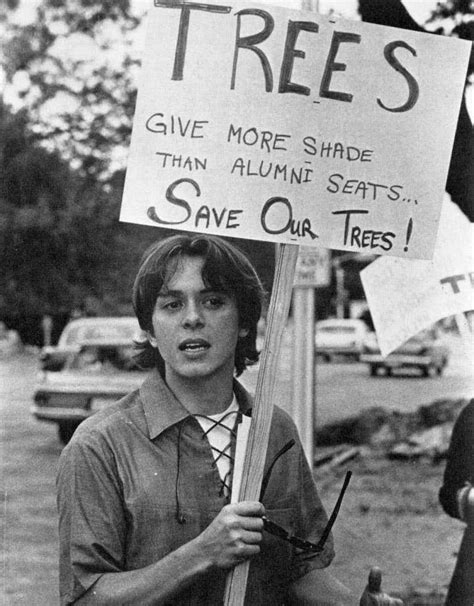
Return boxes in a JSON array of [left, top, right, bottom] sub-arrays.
[[316, 449, 463, 605]]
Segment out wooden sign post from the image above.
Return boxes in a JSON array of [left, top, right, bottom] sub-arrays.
[[224, 243, 299, 604]]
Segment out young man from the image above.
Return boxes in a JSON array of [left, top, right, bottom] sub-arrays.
[[57, 234, 363, 604]]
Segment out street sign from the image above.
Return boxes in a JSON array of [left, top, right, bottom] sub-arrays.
[[294, 246, 331, 287]]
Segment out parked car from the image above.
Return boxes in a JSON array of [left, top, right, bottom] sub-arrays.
[[39, 316, 139, 371], [360, 328, 450, 377], [32, 317, 146, 443], [315, 318, 369, 361], [0, 321, 22, 356]]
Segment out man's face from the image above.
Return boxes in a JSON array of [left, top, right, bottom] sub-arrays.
[[147, 255, 246, 383]]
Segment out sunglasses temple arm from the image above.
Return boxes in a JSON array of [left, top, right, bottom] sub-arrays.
[[259, 439, 296, 501], [314, 470, 352, 551]]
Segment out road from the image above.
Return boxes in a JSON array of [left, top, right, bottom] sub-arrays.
[[241, 330, 474, 426], [1, 334, 472, 604]]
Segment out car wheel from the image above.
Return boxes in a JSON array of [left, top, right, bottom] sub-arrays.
[[58, 422, 80, 445], [370, 364, 378, 377], [385, 367, 392, 377]]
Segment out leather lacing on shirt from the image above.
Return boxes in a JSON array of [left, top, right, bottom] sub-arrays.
[[174, 414, 295, 524], [194, 410, 241, 498]]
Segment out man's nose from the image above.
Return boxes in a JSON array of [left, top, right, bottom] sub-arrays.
[[182, 302, 204, 328]]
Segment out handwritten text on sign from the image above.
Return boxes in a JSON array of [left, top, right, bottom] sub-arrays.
[[120, 2, 470, 259]]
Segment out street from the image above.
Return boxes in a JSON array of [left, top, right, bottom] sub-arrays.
[[1, 332, 472, 604], [241, 330, 474, 425]]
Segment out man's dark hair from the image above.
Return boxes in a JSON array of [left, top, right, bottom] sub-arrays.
[[132, 233, 266, 376]]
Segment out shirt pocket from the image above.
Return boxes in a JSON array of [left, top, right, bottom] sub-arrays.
[[125, 502, 213, 567]]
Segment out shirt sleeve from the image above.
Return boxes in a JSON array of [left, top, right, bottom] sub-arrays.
[[263, 406, 335, 582], [289, 439, 335, 582], [57, 428, 126, 605], [439, 399, 474, 520]]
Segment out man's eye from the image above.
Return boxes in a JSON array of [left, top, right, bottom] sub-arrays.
[[163, 300, 182, 310], [204, 296, 225, 308]]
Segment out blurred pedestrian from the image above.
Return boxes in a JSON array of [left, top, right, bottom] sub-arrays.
[[439, 398, 474, 605]]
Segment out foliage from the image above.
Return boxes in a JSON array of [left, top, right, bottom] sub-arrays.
[[0, 101, 159, 319], [1, 0, 470, 325], [427, 0, 474, 32], [426, 0, 474, 77], [0, 0, 154, 322], [2, 0, 143, 182]]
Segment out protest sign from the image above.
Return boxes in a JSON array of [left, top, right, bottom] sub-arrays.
[[121, 1, 470, 259], [361, 198, 474, 357]]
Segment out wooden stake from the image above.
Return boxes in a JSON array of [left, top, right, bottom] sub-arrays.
[[291, 286, 316, 465], [224, 243, 299, 605]]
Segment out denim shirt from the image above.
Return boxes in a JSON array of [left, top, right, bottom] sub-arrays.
[[57, 370, 334, 605]]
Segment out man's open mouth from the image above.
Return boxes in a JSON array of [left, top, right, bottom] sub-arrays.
[[178, 339, 210, 352]]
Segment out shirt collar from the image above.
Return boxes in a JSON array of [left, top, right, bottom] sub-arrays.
[[140, 369, 253, 440]]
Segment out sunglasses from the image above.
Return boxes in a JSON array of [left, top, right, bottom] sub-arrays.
[[261, 470, 352, 553]]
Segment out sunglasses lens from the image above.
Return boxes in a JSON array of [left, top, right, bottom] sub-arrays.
[[262, 517, 288, 540], [262, 471, 352, 553]]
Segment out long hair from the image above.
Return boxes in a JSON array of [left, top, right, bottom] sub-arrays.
[[132, 234, 266, 376]]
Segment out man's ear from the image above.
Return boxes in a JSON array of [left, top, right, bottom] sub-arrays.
[[146, 330, 158, 348], [238, 327, 249, 338]]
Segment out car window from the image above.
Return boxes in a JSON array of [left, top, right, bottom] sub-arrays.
[[408, 329, 436, 344], [60, 321, 138, 346], [80, 326, 137, 342], [62, 326, 80, 345], [67, 345, 143, 372]]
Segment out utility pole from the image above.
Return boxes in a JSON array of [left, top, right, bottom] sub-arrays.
[[335, 259, 345, 319], [287, 0, 323, 466]]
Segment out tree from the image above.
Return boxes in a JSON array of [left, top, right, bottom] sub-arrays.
[[2, 0, 142, 182], [1, 0, 276, 334], [1, 1, 153, 330], [0, 99, 160, 327]]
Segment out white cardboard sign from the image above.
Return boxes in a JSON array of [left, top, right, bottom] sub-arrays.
[[121, 1, 470, 259], [361, 199, 474, 356]]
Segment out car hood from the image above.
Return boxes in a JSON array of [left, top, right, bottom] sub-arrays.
[[34, 370, 146, 395]]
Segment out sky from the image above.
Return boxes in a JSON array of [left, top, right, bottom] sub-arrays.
[[5, 0, 472, 120], [9, 0, 440, 26], [257, 0, 438, 22]]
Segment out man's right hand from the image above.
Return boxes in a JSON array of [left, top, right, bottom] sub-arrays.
[[194, 501, 265, 569]]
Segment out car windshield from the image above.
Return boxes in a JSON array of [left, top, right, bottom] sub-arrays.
[[66, 345, 142, 372], [62, 322, 138, 346]]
